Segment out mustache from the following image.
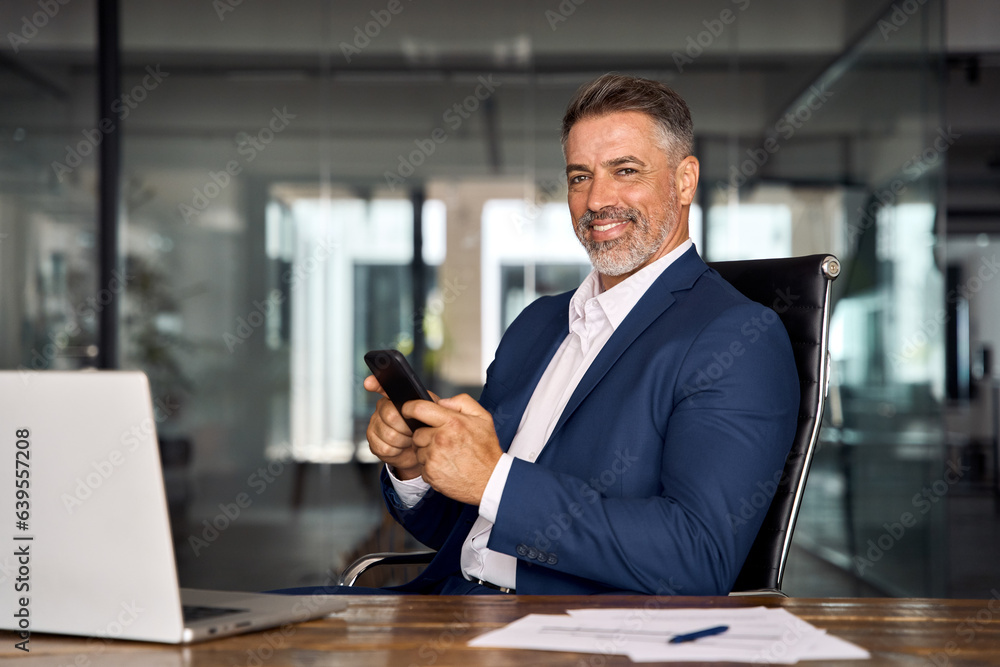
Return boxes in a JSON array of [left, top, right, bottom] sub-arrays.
[[576, 207, 640, 230]]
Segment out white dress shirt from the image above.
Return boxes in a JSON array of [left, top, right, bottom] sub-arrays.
[[387, 239, 694, 589]]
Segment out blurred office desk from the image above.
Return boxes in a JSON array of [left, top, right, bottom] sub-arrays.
[[3, 595, 999, 665]]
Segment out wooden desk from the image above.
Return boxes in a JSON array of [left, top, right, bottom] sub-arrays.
[[3, 595, 999, 665]]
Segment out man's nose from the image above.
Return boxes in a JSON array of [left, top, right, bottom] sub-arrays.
[[586, 174, 618, 213]]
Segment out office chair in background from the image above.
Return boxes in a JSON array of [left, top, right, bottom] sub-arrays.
[[339, 254, 840, 596]]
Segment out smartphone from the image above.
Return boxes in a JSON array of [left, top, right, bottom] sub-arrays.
[[364, 349, 433, 432]]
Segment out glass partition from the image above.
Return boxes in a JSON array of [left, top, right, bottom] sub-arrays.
[[0, 0, 98, 373], [733, 1, 950, 597], [3, 0, 962, 594]]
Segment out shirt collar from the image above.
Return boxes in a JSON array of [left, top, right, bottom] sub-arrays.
[[570, 239, 694, 332]]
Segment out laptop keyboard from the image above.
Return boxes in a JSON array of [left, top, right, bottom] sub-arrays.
[[182, 604, 249, 622]]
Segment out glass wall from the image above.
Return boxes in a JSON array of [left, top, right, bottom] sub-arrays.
[[1, 0, 964, 593], [745, 1, 949, 596], [0, 0, 98, 373]]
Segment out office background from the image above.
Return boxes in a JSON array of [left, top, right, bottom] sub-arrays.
[[2, 0, 998, 597]]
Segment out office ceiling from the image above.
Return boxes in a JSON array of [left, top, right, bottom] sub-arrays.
[[0, 0, 997, 229]]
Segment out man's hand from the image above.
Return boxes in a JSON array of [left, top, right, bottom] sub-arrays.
[[364, 375, 424, 480], [402, 394, 504, 506]]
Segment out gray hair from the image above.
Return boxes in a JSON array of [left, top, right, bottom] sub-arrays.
[[561, 73, 694, 165]]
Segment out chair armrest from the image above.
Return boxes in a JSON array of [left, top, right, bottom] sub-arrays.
[[728, 588, 788, 597], [338, 550, 437, 586]]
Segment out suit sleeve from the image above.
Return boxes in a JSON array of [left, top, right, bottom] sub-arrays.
[[378, 370, 511, 551], [379, 466, 467, 551], [486, 302, 800, 595]]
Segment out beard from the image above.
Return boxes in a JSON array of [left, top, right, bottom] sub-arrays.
[[574, 189, 681, 277]]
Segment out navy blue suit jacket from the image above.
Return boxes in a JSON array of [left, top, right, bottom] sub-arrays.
[[381, 247, 799, 595]]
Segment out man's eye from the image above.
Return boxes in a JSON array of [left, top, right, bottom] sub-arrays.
[[569, 174, 588, 184], [617, 168, 637, 176]]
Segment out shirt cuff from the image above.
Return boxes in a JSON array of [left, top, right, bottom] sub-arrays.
[[385, 464, 431, 508], [478, 452, 514, 524]]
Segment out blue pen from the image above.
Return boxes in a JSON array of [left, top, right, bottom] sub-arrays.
[[669, 625, 730, 644]]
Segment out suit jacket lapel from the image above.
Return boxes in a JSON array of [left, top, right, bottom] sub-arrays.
[[492, 294, 571, 451], [546, 248, 709, 441]]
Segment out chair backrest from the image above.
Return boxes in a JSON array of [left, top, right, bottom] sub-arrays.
[[708, 254, 840, 593]]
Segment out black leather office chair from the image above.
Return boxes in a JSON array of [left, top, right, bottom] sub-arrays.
[[340, 254, 840, 595], [715, 254, 839, 593]]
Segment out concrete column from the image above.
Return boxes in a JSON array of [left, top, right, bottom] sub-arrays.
[[428, 179, 527, 393]]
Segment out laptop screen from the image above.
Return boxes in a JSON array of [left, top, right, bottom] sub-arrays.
[[0, 371, 186, 643]]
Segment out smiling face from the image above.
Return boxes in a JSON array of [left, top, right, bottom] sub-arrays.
[[564, 111, 699, 290]]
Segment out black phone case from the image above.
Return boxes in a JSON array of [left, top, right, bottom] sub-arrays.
[[364, 349, 433, 431]]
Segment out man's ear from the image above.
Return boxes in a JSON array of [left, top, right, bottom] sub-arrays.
[[675, 156, 700, 206]]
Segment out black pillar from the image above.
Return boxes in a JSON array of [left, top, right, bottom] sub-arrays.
[[97, 0, 121, 369], [410, 188, 426, 375]]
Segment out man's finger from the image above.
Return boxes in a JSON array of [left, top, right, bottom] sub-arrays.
[[437, 393, 491, 419], [363, 374, 388, 398], [370, 413, 412, 449], [400, 398, 448, 429], [376, 397, 416, 434]]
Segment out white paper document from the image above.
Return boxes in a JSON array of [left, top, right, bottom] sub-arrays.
[[467, 606, 870, 663]]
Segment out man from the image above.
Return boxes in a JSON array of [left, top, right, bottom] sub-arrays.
[[365, 73, 799, 595]]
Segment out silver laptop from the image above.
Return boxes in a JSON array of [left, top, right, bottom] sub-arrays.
[[0, 370, 346, 644]]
